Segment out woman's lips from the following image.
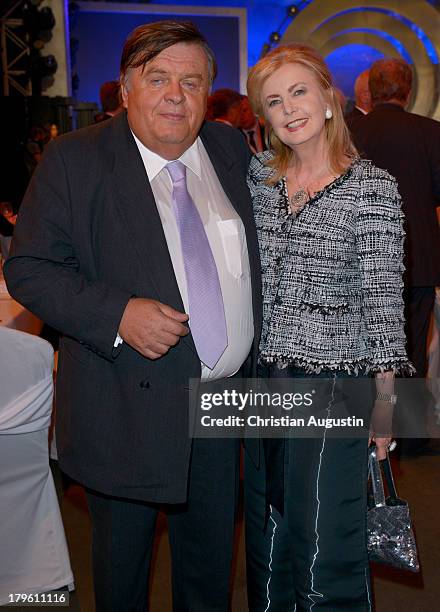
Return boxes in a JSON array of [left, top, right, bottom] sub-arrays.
[[285, 118, 308, 131]]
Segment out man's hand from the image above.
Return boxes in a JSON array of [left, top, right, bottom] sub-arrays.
[[118, 297, 189, 359]]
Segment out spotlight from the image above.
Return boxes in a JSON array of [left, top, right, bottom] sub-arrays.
[[21, 1, 57, 93], [23, 4, 56, 44], [36, 6, 56, 31], [31, 53, 58, 77], [39, 54, 58, 76], [30, 52, 58, 94], [269, 32, 281, 44], [287, 5, 298, 17]]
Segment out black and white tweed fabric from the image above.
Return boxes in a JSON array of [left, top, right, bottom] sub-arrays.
[[248, 152, 413, 374]]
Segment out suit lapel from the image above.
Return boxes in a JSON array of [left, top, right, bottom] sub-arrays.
[[109, 113, 196, 354], [201, 128, 239, 207], [200, 124, 254, 233], [109, 115, 261, 357]]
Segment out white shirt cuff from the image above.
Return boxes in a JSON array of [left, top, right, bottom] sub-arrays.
[[114, 333, 123, 348]]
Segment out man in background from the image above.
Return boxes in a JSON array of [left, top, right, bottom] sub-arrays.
[[237, 95, 265, 154], [352, 58, 440, 456], [94, 80, 122, 123], [345, 68, 371, 130], [0, 199, 17, 260], [206, 87, 243, 126]]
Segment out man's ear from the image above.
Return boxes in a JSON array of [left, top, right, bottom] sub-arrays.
[[120, 79, 129, 109]]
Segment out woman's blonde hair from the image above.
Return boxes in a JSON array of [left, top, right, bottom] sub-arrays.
[[247, 44, 357, 183]]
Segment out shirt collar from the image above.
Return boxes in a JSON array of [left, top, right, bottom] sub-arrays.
[[132, 131, 202, 182], [371, 102, 406, 113], [215, 118, 233, 127]]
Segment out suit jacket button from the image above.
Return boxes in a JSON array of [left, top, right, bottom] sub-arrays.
[[140, 379, 150, 389]]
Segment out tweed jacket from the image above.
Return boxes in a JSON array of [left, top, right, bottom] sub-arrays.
[[248, 153, 413, 374]]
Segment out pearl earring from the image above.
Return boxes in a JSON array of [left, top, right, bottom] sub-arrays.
[[325, 108, 333, 119]]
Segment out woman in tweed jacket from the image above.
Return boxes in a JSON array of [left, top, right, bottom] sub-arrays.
[[244, 44, 413, 611]]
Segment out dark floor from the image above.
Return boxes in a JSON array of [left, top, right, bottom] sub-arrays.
[[52, 452, 440, 612]]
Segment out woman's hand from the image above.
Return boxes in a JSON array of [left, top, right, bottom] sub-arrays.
[[369, 431, 392, 460], [369, 398, 393, 459], [370, 371, 395, 459]]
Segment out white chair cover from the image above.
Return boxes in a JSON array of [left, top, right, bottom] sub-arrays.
[[0, 328, 74, 604]]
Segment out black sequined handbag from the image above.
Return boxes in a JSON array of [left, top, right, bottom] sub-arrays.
[[367, 447, 420, 572]]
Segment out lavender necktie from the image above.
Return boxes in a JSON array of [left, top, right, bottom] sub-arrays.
[[167, 161, 227, 368]]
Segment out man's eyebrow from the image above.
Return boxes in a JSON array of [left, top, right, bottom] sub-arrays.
[[143, 67, 168, 76], [181, 73, 203, 80], [141, 68, 204, 81]]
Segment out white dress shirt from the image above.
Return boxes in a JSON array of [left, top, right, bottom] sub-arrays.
[[129, 133, 254, 381]]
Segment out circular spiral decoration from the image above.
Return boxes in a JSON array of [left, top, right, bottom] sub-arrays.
[[282, 0, 440, 119]]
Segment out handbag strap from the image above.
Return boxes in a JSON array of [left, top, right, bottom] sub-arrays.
[[368, 448, 386, 507], [369, 447, 404, 507], [380, 454, 399, 501]]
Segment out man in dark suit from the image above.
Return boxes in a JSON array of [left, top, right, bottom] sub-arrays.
[[206, 87, 243, 125], [351, 58, 440, 455], [344, 68, 371, 131], [237, 95, 266, 154], [5, 21, 262, 611], [94, 80, 122, 123]]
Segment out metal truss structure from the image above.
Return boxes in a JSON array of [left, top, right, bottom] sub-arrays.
[[1, 0, 31, 96]]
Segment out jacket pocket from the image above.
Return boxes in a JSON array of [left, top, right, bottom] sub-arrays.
[[217, 218, 246, 279]]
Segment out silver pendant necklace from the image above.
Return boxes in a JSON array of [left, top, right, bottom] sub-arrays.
[[288, 166, 334, 216], [289, 186, 310, 213]]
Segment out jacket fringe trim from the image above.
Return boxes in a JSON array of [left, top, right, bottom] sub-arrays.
[[259, 353, 416, 376]]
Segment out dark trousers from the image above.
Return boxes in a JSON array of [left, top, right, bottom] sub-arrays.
[[399, 286, 436, 452], [86, 437, 240, 612], [245, 440, 371, 612], [245, 366, 371, 611], [404, 286, 435, 377]]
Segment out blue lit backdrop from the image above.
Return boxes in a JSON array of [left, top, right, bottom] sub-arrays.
[[72, 1, 440, 108], [326, 44, 384, 98]]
